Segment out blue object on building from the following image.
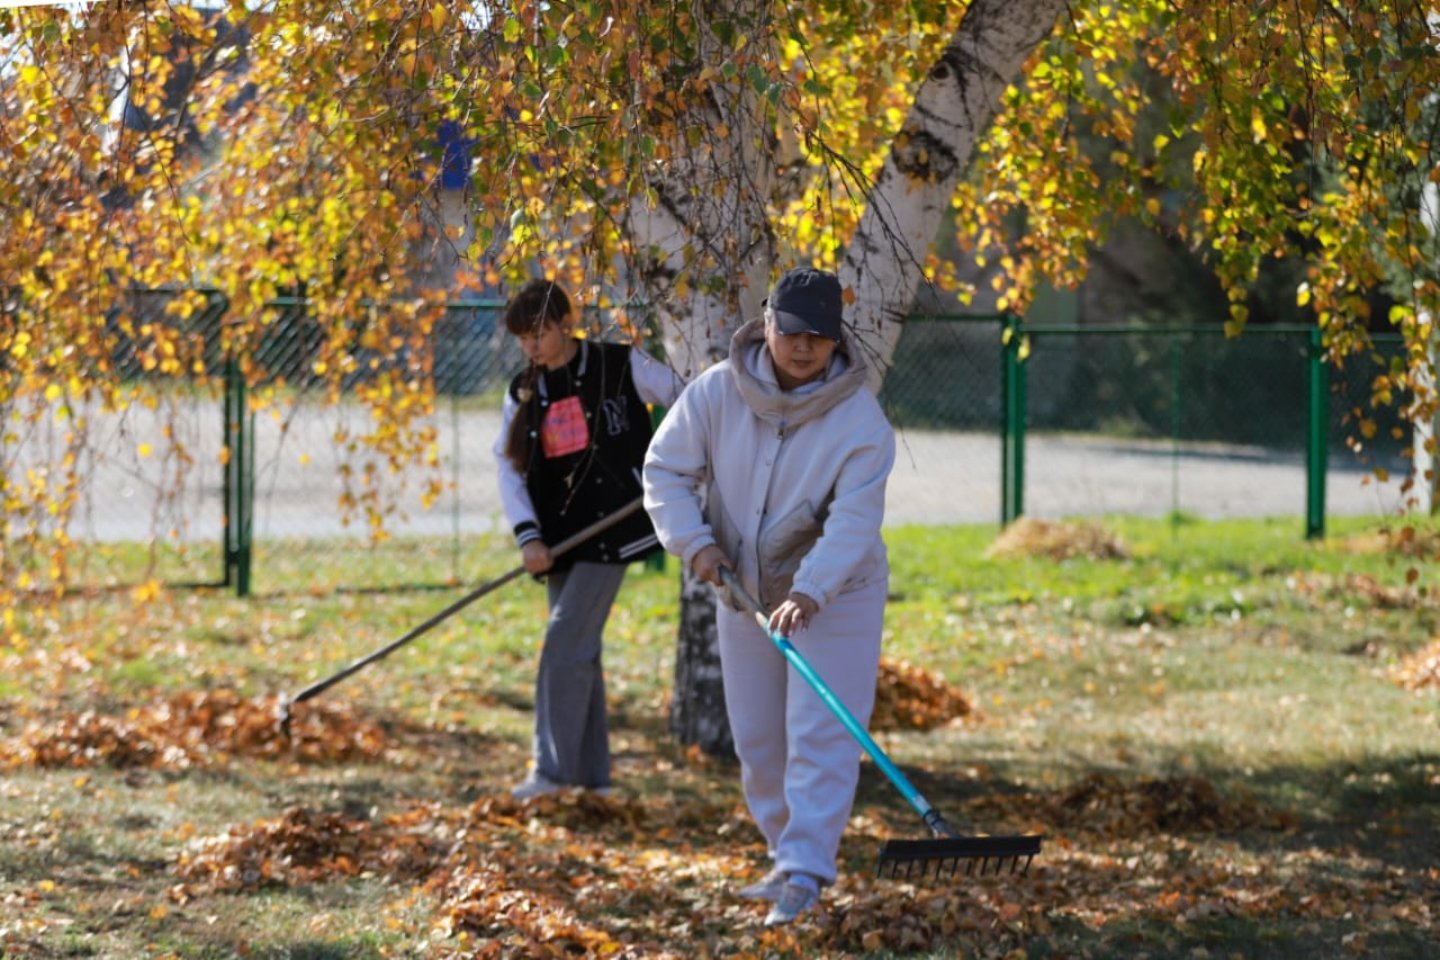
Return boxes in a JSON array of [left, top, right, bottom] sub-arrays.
[[436, 120, 475, 190]]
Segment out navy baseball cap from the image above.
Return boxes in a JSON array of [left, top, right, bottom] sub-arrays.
[[766, 267, 844, 342]]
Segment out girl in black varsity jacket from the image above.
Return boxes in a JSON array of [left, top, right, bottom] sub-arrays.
[[492, 279, 684, 799]]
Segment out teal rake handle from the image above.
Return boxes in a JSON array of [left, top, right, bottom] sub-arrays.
[[720, 569, 959, 840]]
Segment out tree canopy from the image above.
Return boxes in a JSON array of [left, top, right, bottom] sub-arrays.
[[3, 0, 1438, 616]]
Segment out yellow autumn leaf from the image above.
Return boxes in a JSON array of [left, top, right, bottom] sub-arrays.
[[1250, 110, 1268, 142]]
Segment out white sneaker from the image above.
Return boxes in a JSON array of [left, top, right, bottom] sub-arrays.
[[763, 877, 820, 926], [510, 771, 565, 800], [736, 867, 787, 901]]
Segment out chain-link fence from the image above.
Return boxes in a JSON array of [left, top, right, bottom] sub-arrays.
[[5, 293, 1420, 597], [1011, 324, 1409, 525]]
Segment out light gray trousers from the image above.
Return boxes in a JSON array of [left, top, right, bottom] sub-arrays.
[[715, 575, 886, 884], [532, 561, 627, 788]]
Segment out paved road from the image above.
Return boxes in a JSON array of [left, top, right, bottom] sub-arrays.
[[33, 403, 1409, 544]]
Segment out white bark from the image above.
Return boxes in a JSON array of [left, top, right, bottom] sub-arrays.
[[640, 0, 1065, 753], [624, 3, 782, 380], [841, 0, 1069, 393], [1413, 181, 1439, 514], [623, 2, 785, 754]]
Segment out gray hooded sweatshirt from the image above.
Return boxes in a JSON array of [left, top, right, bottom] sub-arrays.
[[643, 318, 895, 611]]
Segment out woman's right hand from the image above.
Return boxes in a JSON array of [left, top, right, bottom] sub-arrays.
[[691, 544, 732, 586], [521, 540, 553, 575]]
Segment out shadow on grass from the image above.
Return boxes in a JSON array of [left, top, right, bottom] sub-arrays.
[[858, 747, 1440, 872], [252, 945, 388, 960], [1233, 751, 1440, 871]]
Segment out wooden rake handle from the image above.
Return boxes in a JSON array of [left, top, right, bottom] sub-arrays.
[[278, 497, 646, 723]]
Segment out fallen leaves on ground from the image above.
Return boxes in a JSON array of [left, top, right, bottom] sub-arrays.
[[1389, 638, 1440, 691], [171, 804, 450, 897], [1341, 572, 1418, 609], [151, 769, 1437, 959], [1286, 571, 1424, 610], [0, 690, 390, 769], [871, 658, 976, 732], [4, 683, 1432, 956], [985, 517, 1129, 562]]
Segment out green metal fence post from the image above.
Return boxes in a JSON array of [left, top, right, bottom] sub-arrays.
[[1000, 313, 1027, 526], [1170, 335, 1182, 538], [1306, 326, 1329, 540], [223, 355, 254, 596], [449, 303, 462, 583], [222, 356, 235, 590]]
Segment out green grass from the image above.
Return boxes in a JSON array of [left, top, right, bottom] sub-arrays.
[[2, 513, 1437, 958]]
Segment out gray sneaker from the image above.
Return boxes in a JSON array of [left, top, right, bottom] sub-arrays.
[[763, 878, 819, 926], [736, 867, 787, 901], [510, 771, 565, 800]]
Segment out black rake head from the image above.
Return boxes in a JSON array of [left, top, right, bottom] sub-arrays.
[[877, 834, 1043, 881]]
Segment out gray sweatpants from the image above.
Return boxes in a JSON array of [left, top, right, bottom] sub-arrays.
[[715, 575, 886, 884], [532, 561, 627, 788]]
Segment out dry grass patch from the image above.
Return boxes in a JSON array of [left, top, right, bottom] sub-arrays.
[[1337, 525, 1440, 560], [985, 517, 1129, 562]]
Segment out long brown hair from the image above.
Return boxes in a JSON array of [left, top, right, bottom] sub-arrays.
[[502, 279, 573, 471]]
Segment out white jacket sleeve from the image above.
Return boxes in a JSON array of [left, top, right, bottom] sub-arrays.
[[642, 372, 716, 568], [789, 405, 895, 607], [629, 347, 686, 407], [492, 390, 541, 545]]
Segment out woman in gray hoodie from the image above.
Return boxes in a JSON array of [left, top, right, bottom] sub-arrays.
[[643, 267, 895, 926]]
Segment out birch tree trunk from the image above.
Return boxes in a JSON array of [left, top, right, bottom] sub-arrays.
[[841, 0, 1069, 392], [1412, 181, 1440, 514], [644, 0, 1066, 755], [624, 1, 785, 757], [625, 4, 780, 379]]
